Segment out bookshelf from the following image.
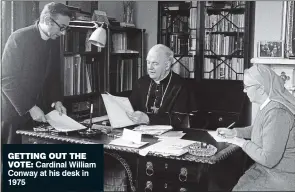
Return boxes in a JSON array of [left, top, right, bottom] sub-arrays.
[[61, 21, 145, 119], [158, 1, 255, 81]]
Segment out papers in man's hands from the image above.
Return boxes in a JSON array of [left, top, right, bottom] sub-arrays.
[[207, 131, 229, 142], [109, 129, 149, 148], [101, 93, 135, 128], [133, 125, 173, 136], [45, 110, 86, 132], [139, 138, 196, 157]]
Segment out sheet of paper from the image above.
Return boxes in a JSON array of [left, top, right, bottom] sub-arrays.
[[121, 129, 142, 144], [101, 94, 135, 128], [109, 138, 148, 148], [156, 131, 186, 139], [139, 138, 196, 157], [207, 131, 229, 142], [45, 110, 86, 132], [82, 115, 109, 124], [133, 125, 173, 136]]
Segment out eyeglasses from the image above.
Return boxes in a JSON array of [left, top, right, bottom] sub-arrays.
[[50, 17, 70, 32]]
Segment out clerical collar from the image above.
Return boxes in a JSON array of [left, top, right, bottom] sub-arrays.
[[260, 97, 270, 110], [154, 71, 171, 84], [37, 22, 50, 40]]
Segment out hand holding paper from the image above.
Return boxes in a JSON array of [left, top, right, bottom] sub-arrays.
[[45, 110, 86, 132]]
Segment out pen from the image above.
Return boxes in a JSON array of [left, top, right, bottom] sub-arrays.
[[89, 103, 93, 129], [218, 122, 236, 137], [226, 122, 236, 129]]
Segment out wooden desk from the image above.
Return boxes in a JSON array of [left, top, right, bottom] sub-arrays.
[[16, 128, 245, 191]]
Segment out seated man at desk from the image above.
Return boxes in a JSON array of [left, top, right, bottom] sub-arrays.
[[127, 44, 192, 127]]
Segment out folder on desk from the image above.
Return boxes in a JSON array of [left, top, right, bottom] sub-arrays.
[[101, 93, 136, 128]]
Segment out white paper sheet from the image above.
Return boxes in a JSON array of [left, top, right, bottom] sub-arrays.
[[133, 125, 173, 136], [139, 138, 196, 157], [207, 131, 229, 142], [82, 115, 109, 124], [101, 93, 135, 128], [45, 110, 86, 132]]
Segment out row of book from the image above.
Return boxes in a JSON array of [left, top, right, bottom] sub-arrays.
[[204, 34, 244, 56], [205, 14, 245, 31], [161, 15, 189, 33], [64, 55, 98, 96], [206, 1, 245, 8], [203, 58, 244, 80]]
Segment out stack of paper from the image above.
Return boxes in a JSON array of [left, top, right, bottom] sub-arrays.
[[132, 125, 173, 136], [156, 131, 186, 139], [109, 129, 149, 148], [139, 138, 196, 157], [45, 110, 86, 132]]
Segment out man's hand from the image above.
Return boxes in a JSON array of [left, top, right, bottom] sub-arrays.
[[216, 128, 237, 138], [29, 105, 47, 122], [224, 137, 247, 148], [54, 101, 67, 116], [126, 111, 149, 124]]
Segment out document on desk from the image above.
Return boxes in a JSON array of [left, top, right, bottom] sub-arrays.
[[109, 129, 149, 148], [101, 93, 136, 128], [139, 138, 196, 157], [207, 131, 229, 142], [133, 125, 173, 136], [45, 110, 87, 132]]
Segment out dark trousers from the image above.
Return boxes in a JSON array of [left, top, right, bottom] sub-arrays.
[[1, 114, 32, 144]]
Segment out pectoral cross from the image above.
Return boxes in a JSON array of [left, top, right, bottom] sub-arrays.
[[151, 105, 159, 114]]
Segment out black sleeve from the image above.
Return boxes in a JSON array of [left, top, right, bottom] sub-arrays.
[[1, 34, 36, 116], [129, 80, 141, 111]]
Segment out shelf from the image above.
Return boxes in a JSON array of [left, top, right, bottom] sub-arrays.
[[111, 52, 140, 59], [206, 31, 244, 36], [162, 31, 190, 36], [206, 7, 245, 15], [108, 26, 145, 33], [174, 54, 194, 58], [64, 92, 99, 100], [163, 9, 190, 17], [251, 58, 295, 65], [204, 54, 243, 59], [64, 52, 103, 56]]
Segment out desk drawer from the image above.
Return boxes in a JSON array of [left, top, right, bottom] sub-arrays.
[[139, 156, 205, 183], [138, 156, 207, 191]]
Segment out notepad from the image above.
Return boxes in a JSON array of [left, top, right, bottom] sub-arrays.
[[101, 93, 136, 128], [207, 131, 229, 142], [45, 110, 87, 132]]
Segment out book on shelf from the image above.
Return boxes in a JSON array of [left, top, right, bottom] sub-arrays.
[[64, 55, 96, 96]]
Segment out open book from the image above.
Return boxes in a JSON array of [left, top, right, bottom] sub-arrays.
[[101, 93, 136, 128]]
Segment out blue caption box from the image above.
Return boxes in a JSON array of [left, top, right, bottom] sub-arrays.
[[2, 144, 104, 192]]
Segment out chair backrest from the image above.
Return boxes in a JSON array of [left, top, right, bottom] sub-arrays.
[[185, 79, 250, 130]]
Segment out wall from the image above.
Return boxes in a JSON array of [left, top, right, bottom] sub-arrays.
[[251, 1, 284, 121]]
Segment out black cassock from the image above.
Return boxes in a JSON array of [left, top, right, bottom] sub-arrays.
[[129, 71, 193, 128]]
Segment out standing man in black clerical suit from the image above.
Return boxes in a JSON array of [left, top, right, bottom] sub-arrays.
[[127, 44, 192, 127], [1, 2, 71, 144]]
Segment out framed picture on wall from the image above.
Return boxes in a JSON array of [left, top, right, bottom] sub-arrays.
[[258, 41, 284, 58]]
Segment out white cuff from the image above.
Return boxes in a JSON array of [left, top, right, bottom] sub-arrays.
[[51, 102, 56, 108]]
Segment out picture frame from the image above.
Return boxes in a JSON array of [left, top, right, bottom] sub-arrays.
[[258, 40, 284, 58]]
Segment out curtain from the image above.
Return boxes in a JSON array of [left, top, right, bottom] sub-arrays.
[[1, 1, 39, 57]]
